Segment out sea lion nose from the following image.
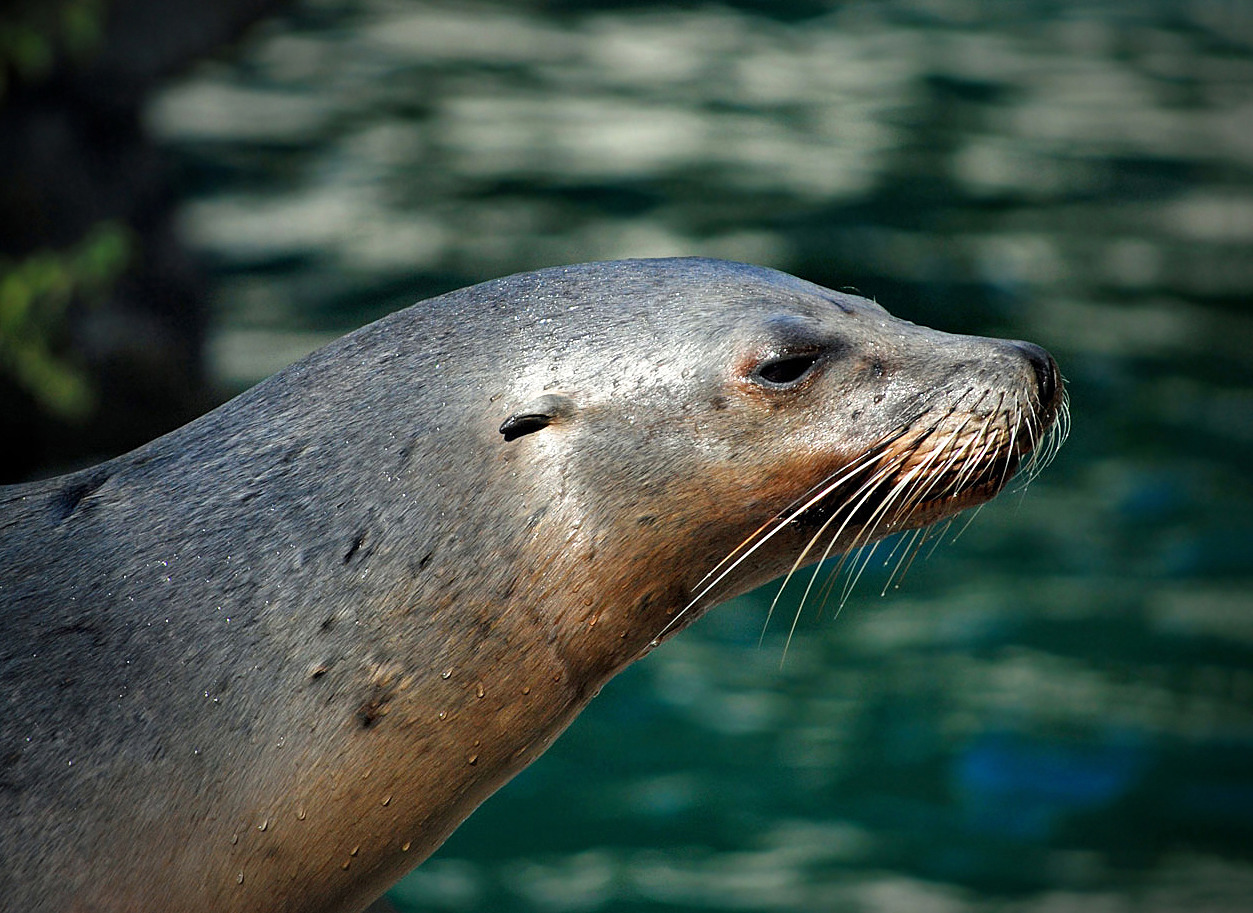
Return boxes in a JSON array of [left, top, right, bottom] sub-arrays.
[[1009, 340, 1060, 407]]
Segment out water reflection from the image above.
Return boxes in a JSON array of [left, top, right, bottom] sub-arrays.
[[149, 0, 1253, 910]]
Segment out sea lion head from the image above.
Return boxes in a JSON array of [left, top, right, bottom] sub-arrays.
[[490, 257, 1065, 662]]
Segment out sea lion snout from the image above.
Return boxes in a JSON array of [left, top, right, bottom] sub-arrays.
[[1006, 339, 1063, 412]]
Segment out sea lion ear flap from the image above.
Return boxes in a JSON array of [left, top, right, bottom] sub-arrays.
[[499, 393, 575, 442]]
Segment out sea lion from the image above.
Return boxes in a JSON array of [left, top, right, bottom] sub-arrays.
[[0, 258, 1064, 913]]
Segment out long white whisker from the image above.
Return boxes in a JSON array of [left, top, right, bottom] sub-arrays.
[[710, 414, 929, 584], [949, 502, 985, 544], [927, 518, 956, 558], [689, 452, 879, 598], [761, 456, 906, 638], [838, 427, 964, 605], [882, 526, 929, 594], [661, 439, 912, 647]]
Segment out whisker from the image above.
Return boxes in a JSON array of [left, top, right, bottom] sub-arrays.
[[828, 427, 961, 609], [837, 531, 888, 611], [880, 522, 918, 571], [995, 396, 1021, 493], [927, 517, 956, 559], [949, 502, 985, 544], [882, 526, 930, 594], [691, 445, 892, 595], [686, 450, 884, 606], [761, 456, 906, 638], [667, 433, 925, 648]]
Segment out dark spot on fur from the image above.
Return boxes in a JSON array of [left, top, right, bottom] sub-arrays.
[[51, 471, 111, 524], [45, 621, 105, 648], [710, 394, 729, 411], [823, 291, 857, 313], [321, 615, 336, 632], [525, 504, 549, 530], [417, 551, 434, 570], [357, 685, 395, 729], [637, 515, 657, 526], [344, 531, 367, 564]]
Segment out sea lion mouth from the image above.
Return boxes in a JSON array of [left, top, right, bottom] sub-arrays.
[[795, 400, 1033, 535], [654, 383, 1069, 647], [796, 386, 1067, 540]]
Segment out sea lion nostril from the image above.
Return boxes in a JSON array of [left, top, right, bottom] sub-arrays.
[[1010, 340, 1059, 406]]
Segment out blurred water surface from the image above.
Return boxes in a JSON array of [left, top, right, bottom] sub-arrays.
[[149, 1, 1253, 910]]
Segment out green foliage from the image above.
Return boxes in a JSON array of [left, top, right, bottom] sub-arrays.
[[0, 223, 133, 421], [0, 0, 108, 98]]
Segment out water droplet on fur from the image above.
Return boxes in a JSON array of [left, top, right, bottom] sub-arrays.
[[350, 845, 359, 856], [441, 668, 452, 679], [475, 682, 485, 698], [237, 872, 244, 885], [467, 753, 479, 765], [402, 841, 411, 852], [382, 795, 391, 806], [297, 807, 307, 821], [438, 710, 447, 720], [258, 818, 268, 832], [231, 833, 239, 845]]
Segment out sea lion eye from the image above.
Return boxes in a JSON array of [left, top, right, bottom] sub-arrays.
[[752, 351, 821, 387]]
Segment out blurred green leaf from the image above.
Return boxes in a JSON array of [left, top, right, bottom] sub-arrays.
[[0, 0, 108, 97], [0, 222, 133, 422]]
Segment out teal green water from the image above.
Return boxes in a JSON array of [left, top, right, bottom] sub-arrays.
[[151, 1, 1253, 909]]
